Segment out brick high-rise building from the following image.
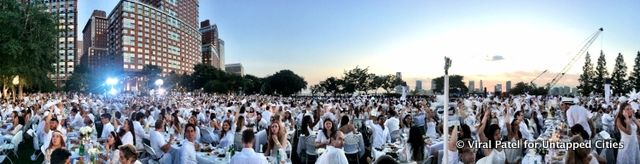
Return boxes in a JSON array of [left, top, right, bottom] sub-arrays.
[[30, 0, 78, 87], [107, 0, 201, 91], [82, 10, 108, 72], [200, 20, 225, 70]]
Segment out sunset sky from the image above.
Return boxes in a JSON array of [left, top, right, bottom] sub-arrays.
[[79, 0, 640, 91]]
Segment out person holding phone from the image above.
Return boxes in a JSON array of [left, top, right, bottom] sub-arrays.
[[615, 102, 640, 163]]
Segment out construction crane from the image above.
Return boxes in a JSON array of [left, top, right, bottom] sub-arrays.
[[530, 70, 547, 86], [546, 27, 604, 88]]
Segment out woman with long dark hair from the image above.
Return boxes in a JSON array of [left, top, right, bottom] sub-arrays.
[[118, 119, 136, 146], [401, 126, 429, 163], [615, 102, 640, 163], [400, 114, 413, 134], [505, 111, 524, 164], [218, 120, 234, 148], [315, 119, 335, 148], [301, 115, 313, 136], [100, 131, 124, 164]]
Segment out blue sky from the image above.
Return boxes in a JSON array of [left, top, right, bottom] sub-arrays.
[[79, 0, 640, 91]]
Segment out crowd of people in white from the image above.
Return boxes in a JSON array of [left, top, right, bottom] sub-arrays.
[[1, 91, 639, 164]]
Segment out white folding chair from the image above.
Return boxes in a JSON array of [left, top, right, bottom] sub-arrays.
[[143, 144, 159, 164], [0, 130, 22, 164], [343, 134, 360, 163], [390, 129, 401, 142], [304, 134, 317, 164], [233, 132, 242, 151]]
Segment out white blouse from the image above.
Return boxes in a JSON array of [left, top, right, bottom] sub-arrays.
[[121, 131, 134, 146]]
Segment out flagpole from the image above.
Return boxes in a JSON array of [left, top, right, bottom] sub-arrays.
[[443, 57, 451, 163]]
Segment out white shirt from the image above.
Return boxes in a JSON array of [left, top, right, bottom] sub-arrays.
[[367, 120, 389, 149], [180, 140, 197, 164], [566, 105, 593, 136], [230, 148, 269, 164], [150, 131, 168, 159], [132, 121, 149, 148], [384, 117, 400, 133], [121, 131, 134, 146], [316, 146, 349, 164], [71, 113, 83, 128], [315, 130, 330, 144], [219, 131, 234, 148], [518, 122, 534, 140], [262, 111, 272, 124], [101, 122, 114, 139]]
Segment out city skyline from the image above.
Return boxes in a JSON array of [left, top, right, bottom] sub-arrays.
[[79, 1, 640, 91]]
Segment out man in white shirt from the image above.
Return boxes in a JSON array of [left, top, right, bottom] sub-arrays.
[[70, 108, 84, 128], [100, 113, 114, 139], [132, 112, 150, 149], [180, 123, 198, 164], [367, 115, 390, 149], [317, 131, 349, 164], [262, 107, 272, 125], [384, 110, 400, 133], [231, 129, 268, 164], [150, 119, 174, 164], [561, 98, 593, 137], [256, 113, 268, 132]]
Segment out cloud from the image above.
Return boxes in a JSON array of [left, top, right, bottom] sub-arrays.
[[487, 55, 505, 61]]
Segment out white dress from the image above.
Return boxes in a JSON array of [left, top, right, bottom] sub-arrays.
[[477, 149, 506, 164], [617, 123, 640, 164], [426, 122, 438, 138]]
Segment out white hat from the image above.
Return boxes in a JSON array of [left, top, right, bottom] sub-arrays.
[[560, 97, 575, 104]]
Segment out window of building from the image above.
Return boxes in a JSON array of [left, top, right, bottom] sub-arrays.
[[123, 35, 134, 45], [123, 1, 135, 12], [123, 18, 135, 29]]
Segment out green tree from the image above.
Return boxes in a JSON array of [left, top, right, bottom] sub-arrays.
[[0, 0, 59, 97], [342, 66, 375, 94], [380, 75, 406, 94], [432, 75, 468, 94], [141, 64, 162, 89], [320, 77, 342, 96], [242, 74, 263, 95], [577, 52, 595, 96], [64, 64, 92, 92], [263, 70, 307, 96], [594, 51, 609, 95], [371, 75, 386, 94], [309, 84, 325, 96], [187, 64, 222, 90], [611, 53, 628, 95], [629, 51, 640, 91], [165, 71, 182, 89]]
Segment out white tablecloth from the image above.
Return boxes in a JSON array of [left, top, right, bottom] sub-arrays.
[[196, 152, 228, 164]]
